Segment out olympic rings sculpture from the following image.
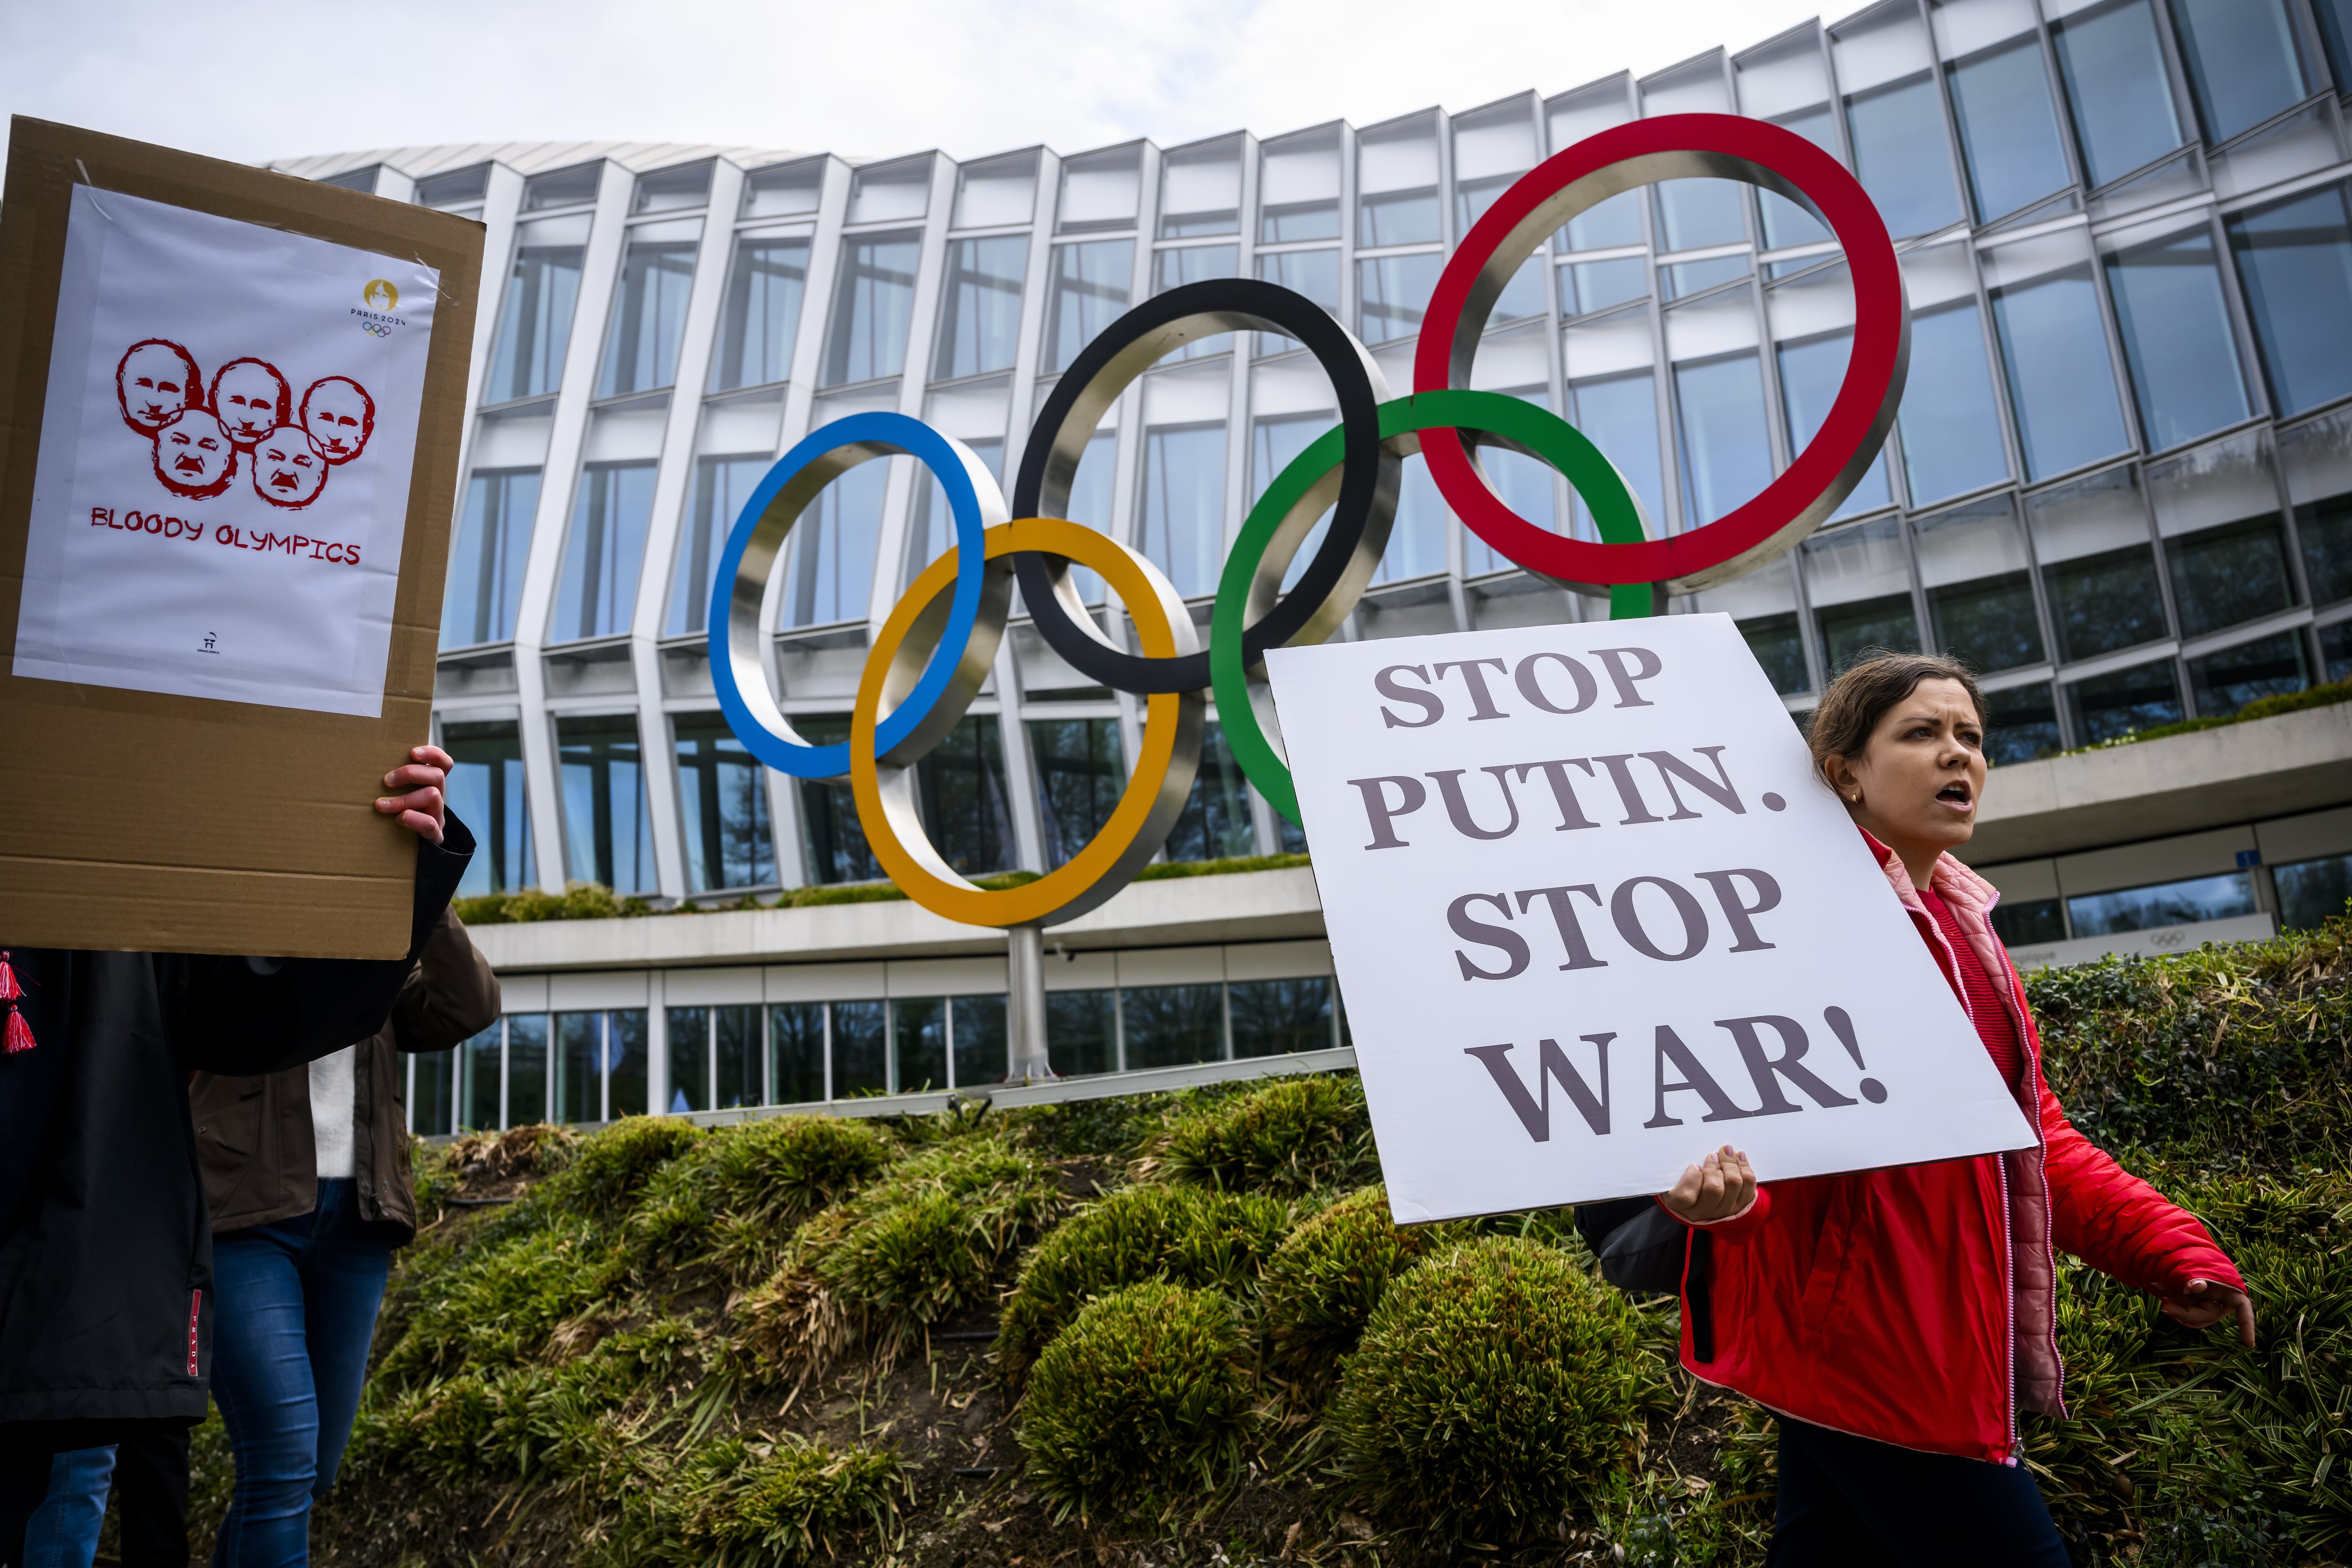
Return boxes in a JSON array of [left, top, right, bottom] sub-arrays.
[[709, 114, 1908, 931]]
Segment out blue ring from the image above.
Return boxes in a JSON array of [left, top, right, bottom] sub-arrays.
[[707, 412, 996, 780]]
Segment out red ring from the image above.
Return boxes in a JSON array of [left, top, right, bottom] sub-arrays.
[[1412, 113, 1907, 591]]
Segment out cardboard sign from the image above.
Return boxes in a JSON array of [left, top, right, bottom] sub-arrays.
[[1266, 614, 2037, 1224], [0, 119, 483, 958]]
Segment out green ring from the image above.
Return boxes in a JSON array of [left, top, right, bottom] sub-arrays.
[[1212, 389, 1651, 823]]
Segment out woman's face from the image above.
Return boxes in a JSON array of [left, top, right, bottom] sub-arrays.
[[1827, 677, 1988, 860]]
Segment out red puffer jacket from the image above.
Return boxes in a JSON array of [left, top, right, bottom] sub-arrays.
[[1672, 835, 2245, 1465]]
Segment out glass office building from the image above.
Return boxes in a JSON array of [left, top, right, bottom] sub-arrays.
[[279, 0, 2352, 1131]]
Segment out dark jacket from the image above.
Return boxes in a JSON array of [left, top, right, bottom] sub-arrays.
[[191, 907, 499, 1245], [0, 820, 473, 1427]]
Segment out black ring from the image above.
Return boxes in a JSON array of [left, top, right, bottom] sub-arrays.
[[1011, 278, 1395, 695]]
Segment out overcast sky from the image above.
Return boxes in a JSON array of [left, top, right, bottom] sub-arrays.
[[3, 0, 1841, 173]]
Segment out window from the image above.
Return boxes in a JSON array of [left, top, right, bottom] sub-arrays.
[[2063, 657, 2184, 741], [1549, 82, 1641, 249], [914, 714, 1015, 876], [710, 233, 808, 392], [1161, 136, 1241, 238], [2103, 228, 2250, 452], [1137, 423, 1226, 598], [2068, 870, 2256, 935], [2029, 465, 2168, 661], [415, 165, 489, 210], [1463, 385, 1564, 576], [485, 229, 584, 402], [894, 997, 946, 1092], [1653, 180, 1747, 253], [832, 1001, 888, 1095], [933, 235, 1028, 380], [2165, 0, 2308, 144], [1779, 331, 1893, 518], [1563, 256, 1647, 315], [551, 462, 656, 642], [1048, 990, 1117, 1077], [2189, 630, 2307, 715], [1357, 252, 1443, 345], [1259, 125, 1343, 243], [2276, 852, 2352, 931], [1984, 681, 2062, 763], [1029, 716, 1123, 868], [1944, 33, 2074, 222], [1382, 454, 1453, 583], [2300, 498, 2352, 608], [769, 1002, 826, 1106], [409, 1049, 457, 1135], [441, 469, 539, 648], [1153, 244, 1240, 361], [633, 161, 710, 215], [905, 438, 1002, 587], [1121, 984, 1225, 1068], [2318, 0, 2352, 98], [821, 231, 922, 385], [1567, 371, 1667, 541], [2225, 183, 2352, 418], [1988, 261, 2129, 481], [848, 157, 930, 225], [1844, 73, 1965, 238], [1674, 352, 1774, 529], [2050, 0, 2185, 187], [1058, 145, 1142, 234], [1358, 116, 1441, 247], [1165, 721, 1255, 862], [1561, 192, 1645, 252], [664, 1004, 765, 1113], [953, 996, 1007, 1089], [523, 163, 600, 210], [1045, 239, 1134, 374], [2325, 619, 2352, 681], [742, 161, 823, 221], [1692, 557, 1810, 695], [1230, 978, 1335, 1058], [1455, 98, 1540, 240], [597, 236, 697, 397], [664, 1006, 707, 1112], [2166, 515, 2297, 638], [675, 711, 775, 892], [780, 460, 884, 629], [790, 717, 878, 885], [1914, 494, 2045, 673], [1804, 516, 1922, 674], [954, 151, 1038, 229], [1991, 895, 2066, 945], [556, 714, 657, 892], [1492, 252, 1547, 320], [444, 719, 534, 898], [1758, 111, 1837, 249], [507, 1015, 549, 1128], [559, 1010, 648, 1123], [1255, 248, 1340, 356], [667, 455, 769, 638], [458, 1020, 502, 1130]]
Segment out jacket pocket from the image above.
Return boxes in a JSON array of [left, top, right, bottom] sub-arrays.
[[1798, 1180, 1857, 1340]]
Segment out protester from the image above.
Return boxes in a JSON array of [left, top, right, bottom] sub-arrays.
[[192, 904, 498, 1565], [0, 747, 471, 1568], [1654, 654, 2253, 1565]]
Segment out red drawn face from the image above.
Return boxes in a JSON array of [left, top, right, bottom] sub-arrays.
[[210, 358, 291, 447], [251, 425, 329, 509], [300, 376, 375, 464], [119, 340, 203, 435], [151, 410, 235, 499]]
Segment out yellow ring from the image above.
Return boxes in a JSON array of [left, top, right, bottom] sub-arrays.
[[850, 518, 1204, 928]]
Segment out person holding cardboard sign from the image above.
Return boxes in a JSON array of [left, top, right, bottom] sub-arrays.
[[0, 746, 472, 1568], [1653, 655, 2251, 1565]]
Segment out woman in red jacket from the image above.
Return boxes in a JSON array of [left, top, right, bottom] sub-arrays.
[[1657, 653, 2254, 1565]]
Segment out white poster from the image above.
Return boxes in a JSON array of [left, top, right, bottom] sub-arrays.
[[15, 185, 439, 717], [1266, 614, 2036, 1224]]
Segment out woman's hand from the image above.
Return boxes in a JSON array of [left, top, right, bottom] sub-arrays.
[[2160, 1278, 2256, 1348], [374, 745, 452, 845], [1659, 1145, 1756, 1224]]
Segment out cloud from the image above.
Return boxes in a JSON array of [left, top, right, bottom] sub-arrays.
[[2, 0, 1838, 171]]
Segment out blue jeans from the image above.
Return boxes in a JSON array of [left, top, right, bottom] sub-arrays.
[[207, 1180, 396, 1568], [19, 1448, 114, 1568], [1767, 1418, 2069, 1566]]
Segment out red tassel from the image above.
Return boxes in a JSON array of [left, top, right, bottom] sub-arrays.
[[0, 952, 20, 1003], [3, 1007, 31, 1056]]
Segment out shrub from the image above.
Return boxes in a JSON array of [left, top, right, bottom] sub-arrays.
[[623, 1432, 912, 1565], [1260, 1184, 1456, 1381], [540, 1116, 705, 1220], [1138, 1075, 1374, 1196], [740, 1138, 1060, 1374], [409, 1136, 459, 1217], [622, 1115, 895, 1280], [445, 1121, 578, 1187], [1328, 1235, 1657, 1549], [1018, 1282, 1255, 1519], [373, 1217, 629, 1388], [997, 1183, 1295, 1377]]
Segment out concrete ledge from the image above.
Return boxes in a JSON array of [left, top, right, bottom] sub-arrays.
[[469, 865, 1330, 972], [1963, 702, 2352, 865]]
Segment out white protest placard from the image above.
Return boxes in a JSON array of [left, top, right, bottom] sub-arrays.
[[14, 184, 438, 717], [1266, 613, 2036, 1224]]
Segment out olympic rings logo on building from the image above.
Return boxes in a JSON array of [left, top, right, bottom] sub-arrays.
[[708, 114, 1910, 932]]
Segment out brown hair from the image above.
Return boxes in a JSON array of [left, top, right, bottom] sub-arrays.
[[1807, 652, 1985, 787]]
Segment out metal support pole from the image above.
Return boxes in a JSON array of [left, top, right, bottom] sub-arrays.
[[1006, 923, 1052, 1083]]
